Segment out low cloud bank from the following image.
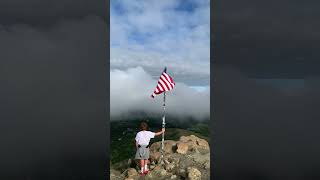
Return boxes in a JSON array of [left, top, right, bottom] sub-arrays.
[[110, 67, 210, 121]]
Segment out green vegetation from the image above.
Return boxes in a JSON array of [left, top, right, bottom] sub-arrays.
[[187, 123, 210, 138], [110, 118, 210, 165]]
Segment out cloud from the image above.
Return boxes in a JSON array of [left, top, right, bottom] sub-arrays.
[[110, 67, 210, 121], [110, 0, 210, 86]]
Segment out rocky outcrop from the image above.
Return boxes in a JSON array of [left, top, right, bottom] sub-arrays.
[[150, 140, 177, 155], [176, 142, 188, 154], [179, 135, 210, 154], [110, 135, 210, 180]]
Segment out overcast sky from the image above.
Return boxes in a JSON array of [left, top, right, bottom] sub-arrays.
[[110, 0, 210, 119], [110, 0, 210, 86]]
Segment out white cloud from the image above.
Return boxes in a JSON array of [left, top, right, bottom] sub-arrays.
[[110, 0, 210, 86], [110, 67, 210, 121]]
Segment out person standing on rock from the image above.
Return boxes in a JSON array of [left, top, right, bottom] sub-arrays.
[[135, 122, 165, 175]]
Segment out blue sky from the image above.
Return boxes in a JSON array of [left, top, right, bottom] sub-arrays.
[[110, 0, 210, 119], [110, 0, 210, 87]]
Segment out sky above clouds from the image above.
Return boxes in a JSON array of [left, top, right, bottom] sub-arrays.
[[110, 0, 210, 86]]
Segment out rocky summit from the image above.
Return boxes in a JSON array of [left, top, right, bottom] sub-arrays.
[[110, 135, 210, 180]]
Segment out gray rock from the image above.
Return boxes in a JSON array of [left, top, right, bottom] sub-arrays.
[[204, 161, 210, 169], [179, 168, 187, 178], [165, 163, 175, 172], [126, 168, 138, 178], [110, 169, 121, 180], [171, 175, 177, 179], [187, 167, 202, 180], [192, 152, 210, 165], [176, 142, 188, 154], [146, 169, 168, 179]]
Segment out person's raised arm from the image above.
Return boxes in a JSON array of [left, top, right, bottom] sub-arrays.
[[154, 128, 165, 136]]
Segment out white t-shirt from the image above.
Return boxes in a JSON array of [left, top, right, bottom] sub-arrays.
[[135, 130, 155, 145]]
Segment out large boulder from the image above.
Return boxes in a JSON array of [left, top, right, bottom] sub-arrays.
[[149, 140, 177, 163], [176, 142, 188, 154], [150, 151, 161, 163], [149, 141, 161, 153], [180, 135, 198, 142], [150, 140, 176, 154], [196, 138, 209, 148], [164, 140, 177, 153], [178, 135, 209, 154]]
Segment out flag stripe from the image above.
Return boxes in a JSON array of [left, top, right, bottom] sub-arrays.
[[165, 72, 175, 85], [159, 78, 169, 91], [163, 73, 173, 84], [157, 84, 163, 92], [161, 74, 173, 89], [160, 76, 171, 90], [151, 69, 175, 98], [158, 80, 167, 91]]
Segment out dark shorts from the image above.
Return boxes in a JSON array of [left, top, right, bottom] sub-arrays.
[[135, 145, 150, 159]]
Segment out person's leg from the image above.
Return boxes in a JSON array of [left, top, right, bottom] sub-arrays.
[[144, 159, 148, 172], [140, 159, 145, 173], [145, 147, 150, 172]]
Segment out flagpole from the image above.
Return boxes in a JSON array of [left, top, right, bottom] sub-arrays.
[[160, 91, 166, 164], [160, 67, 167, 165]]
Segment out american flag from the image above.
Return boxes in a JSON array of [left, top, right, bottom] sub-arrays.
[[151, 67, 175, 98]]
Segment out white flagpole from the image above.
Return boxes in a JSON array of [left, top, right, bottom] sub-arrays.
[[160, 67, 167, 165], [160, 91, 166, 164]]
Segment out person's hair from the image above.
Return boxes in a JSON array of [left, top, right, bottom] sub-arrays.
[[140, 122, 148, 131]]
